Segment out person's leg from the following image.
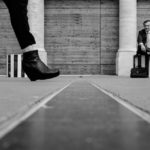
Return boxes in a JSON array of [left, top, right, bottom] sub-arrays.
[[3, 0, 60, 81], [3, 0, 36, 49]]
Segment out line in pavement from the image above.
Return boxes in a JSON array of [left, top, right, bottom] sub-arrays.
[[90, 82, 150, 124], [0, 82, 73, 140]]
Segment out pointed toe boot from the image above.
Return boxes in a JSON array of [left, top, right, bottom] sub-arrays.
[[22, 50, 60, 81]]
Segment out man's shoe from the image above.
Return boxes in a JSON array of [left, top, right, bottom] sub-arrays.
[[22, 50, 60, 81]]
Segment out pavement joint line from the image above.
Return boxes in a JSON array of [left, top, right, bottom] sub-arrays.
[[0, 81, 74, 140], [60, 75, 92, 76], [41, 105, 54, 109], [90, 82, 150, 124]]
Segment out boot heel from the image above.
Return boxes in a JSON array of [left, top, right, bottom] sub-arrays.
[[23, 70, 38, 81]]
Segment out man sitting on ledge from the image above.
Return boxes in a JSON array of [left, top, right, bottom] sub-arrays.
[[137, 20, 150, 55], [130, 20, 150, 78]]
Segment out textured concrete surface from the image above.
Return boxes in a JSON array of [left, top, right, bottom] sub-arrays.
[[1, 80, 150, 150], [0, 75, 150, 132], [87, 75, 150, 113], [0, 76, 78, 124]]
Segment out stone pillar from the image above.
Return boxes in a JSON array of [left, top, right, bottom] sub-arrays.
[[28, 0, 47, 64], [116, 0, 137, 76]]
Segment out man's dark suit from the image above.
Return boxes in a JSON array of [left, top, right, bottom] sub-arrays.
[[2, 0, 36, 49], [137, 29, 147, 54]]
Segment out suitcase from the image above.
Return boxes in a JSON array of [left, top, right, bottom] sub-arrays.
[[130, 54, 149, 78], [130, 67, 148, 78]]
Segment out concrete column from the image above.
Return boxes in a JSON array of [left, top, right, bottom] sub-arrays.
[[116, 0, 137, 76], [28, 0, 47, 64]]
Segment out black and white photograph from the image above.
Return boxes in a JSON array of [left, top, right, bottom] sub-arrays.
[[0, 0, 150, 149]]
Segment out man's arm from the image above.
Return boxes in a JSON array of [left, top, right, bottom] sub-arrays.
[[137, 31, 146, 51], [138, 31, 144, 45]]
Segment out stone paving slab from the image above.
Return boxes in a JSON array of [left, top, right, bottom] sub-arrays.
[[87, 75, 150, 114], [0, 75, 150, 131], [1, 80, 150, 150], [0, 76, 78, 124]]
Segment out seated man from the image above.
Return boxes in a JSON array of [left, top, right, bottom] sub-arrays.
[[137, 20, 150, 55]]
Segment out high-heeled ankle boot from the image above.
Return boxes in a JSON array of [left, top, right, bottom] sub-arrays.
[[22, 50, 60, 81]]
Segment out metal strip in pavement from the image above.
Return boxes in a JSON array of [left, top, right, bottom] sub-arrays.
[[0, 82, 73, 139], [90, 82, 150, 124]]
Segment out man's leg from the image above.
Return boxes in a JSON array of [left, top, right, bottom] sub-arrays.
[[3, 0, 60, 81], [3, 0, 36, 49]]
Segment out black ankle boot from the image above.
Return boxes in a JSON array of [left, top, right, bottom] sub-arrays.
[[22, 50, 60, 81]]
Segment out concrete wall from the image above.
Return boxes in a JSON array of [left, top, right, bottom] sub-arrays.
[[100, 0, 119, 74], [45, 0, 101, 74], [45, 0, 118, 74], [0, 1, 21, 75], [137, 0, 150, 31]]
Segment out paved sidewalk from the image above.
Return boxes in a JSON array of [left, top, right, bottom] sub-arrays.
[[0, 76, 78, 126], [87, 75, 150, 114], [0, 75, 150, 135]]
